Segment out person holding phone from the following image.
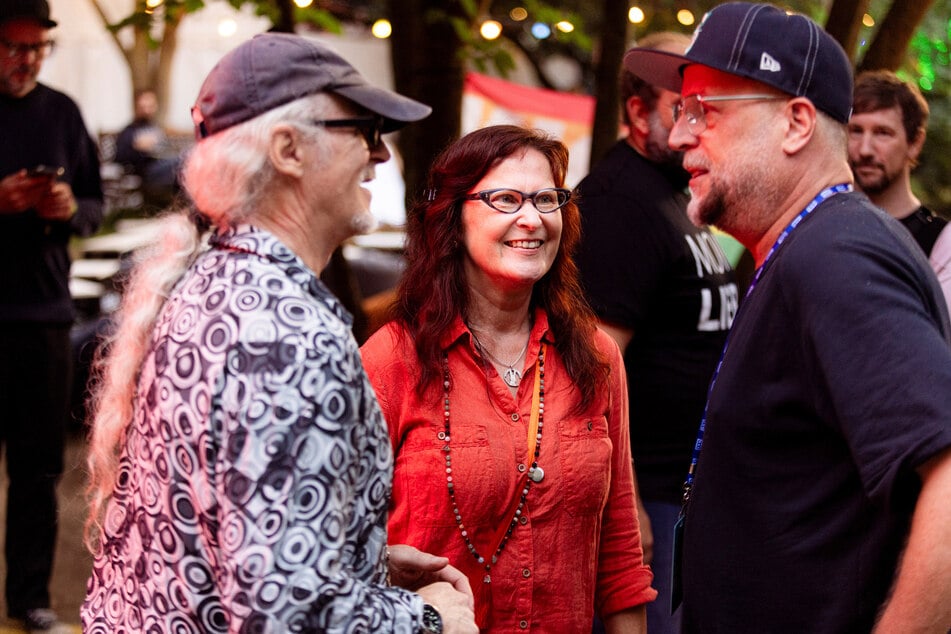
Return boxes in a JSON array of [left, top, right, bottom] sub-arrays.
[[0, 0, 102, 630]]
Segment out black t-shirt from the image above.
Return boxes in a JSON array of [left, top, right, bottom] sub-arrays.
[[899, 205, 948, 256], [576, 141, 738, 502], [683, 192, 951, 633], [0, 84, 102, 323]]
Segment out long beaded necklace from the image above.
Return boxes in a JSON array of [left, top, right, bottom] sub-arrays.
[[440, 343, 546, 585]]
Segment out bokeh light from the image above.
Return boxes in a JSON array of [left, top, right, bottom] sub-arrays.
[[371, 19, 392, 39], [629, 7, 645, 24], [217, 19, 237, 37], [480, 20, 503, 40], [531, 22, 552, 39]]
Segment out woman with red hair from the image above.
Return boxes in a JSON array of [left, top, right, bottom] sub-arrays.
[[362, 125, 655, 632]]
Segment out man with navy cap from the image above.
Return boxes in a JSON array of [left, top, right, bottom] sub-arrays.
[[82, 33, 476, 634], [625, 3, 951, 632], [0, 1, 102, 631]]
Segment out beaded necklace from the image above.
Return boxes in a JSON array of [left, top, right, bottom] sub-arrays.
[[440, 343, 546, 585]]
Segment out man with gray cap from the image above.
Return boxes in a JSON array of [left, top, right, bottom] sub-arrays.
[[625, 3, 951, 632], [0, 0, 102, 631], [82, 33, 477, 634]]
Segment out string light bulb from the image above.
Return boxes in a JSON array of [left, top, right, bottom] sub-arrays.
[[372, 19, 392, 39], [480, 19, 502, 40]]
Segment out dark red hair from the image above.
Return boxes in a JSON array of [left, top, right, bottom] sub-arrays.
[[394, 124, 608, 397]]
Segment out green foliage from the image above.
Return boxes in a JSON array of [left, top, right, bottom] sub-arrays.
[[905, 1, 951, 215]]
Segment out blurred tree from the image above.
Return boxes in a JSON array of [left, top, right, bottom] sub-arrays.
[[87, 0, 347, 121], [388, 0, 466, 203], [91, 0, 949, 211]]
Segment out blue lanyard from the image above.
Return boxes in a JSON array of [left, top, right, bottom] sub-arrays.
[[681, 183, 853, 506]]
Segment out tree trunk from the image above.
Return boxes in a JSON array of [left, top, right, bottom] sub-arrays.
[[589, 0, 630, 170], [824, 0, 871, 62], [858, 0, 937, 71], [154, 7, 185, 126], [389, 0, 466, 207], [273, 0, 296, 34]]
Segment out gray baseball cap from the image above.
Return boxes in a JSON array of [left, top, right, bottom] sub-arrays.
[[192, 32, 431, 139]]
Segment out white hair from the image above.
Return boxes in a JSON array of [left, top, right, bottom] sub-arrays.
[[84, 93, 335, 553]]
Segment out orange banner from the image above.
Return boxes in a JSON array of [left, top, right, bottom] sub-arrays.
[[462, 72, 596, 187]]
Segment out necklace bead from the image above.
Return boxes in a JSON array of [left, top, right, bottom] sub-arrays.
[[441, 345, 546, 583]]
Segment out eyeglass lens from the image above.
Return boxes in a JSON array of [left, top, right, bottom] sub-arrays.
[[672, 95, 703, 132], [1, 39, 54, 59], [482, 188, 569, 213]]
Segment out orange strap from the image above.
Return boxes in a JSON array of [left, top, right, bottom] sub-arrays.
[[487, 343, 545, 561]]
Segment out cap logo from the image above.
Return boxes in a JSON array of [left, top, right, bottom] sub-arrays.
[[760, 53, 781, 72]]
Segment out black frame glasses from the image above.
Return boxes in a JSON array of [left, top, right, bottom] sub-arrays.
[[311, 115, 385, 149], [464, 187, 572, 214], [672, 93, 786, 135], [0, 38, 55, 59]]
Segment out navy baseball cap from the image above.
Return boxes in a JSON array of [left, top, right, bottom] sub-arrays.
[[623, 2, 853, 123], [0, 0, 57, 28], [192, 33, 431, 139]]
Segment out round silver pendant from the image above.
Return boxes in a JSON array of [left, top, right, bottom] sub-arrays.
[[502, 367, 522, 388], [529, 466, 545, 483]]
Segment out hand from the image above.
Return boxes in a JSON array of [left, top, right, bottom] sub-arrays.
[[388, 544, 473, 599], [636, 497, 654, 565], [35, 181, 78, 222], [0, 170, 56, 214], [416, 581, 478, 634]]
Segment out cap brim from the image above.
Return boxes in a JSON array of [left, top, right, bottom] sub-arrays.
[[334, 84, 432, 133], [623, 48, 692, 93]]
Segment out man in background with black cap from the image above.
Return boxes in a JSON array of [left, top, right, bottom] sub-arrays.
[[82, 33, 477, 634], [0, 0, 102, 631], [626, 3, 951, 632]]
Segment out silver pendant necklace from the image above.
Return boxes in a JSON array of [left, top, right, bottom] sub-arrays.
[[470, 330, 528, 388]]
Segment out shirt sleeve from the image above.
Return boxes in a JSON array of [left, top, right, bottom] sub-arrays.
[[593, 331, 658, 615], [67, 115, 103, 238], [929, 223, 951, 319], [785, 216, 951, 503]]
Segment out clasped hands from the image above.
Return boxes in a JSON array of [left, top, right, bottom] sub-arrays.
[[388, 544, 479, 634]]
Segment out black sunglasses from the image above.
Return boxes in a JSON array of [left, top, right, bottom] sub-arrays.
[[311, 115, 385, 149]]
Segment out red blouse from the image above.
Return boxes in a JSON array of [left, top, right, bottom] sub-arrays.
[[361, 309, 656, 631]]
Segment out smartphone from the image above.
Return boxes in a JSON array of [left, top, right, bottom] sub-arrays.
[[26, 165, 64, 178]]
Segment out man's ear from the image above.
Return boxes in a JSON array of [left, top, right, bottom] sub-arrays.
[[781, 98, 817, 155], [268, 124, 306, 178], [625, 96, 650, 136], [908, 127, 926, 163]]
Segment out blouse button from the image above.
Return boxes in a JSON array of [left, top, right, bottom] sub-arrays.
[[519, 515, 528, 525], [586, 420, 593, 431], [511, 412, 520, 422], [519, 620, 529, 629], [521, 568, 531, 578], [517, 463, 527, 473]]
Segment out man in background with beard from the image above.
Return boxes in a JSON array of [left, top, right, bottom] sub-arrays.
[[848, 69, 950, 312], [576, 31, 738, 634]]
